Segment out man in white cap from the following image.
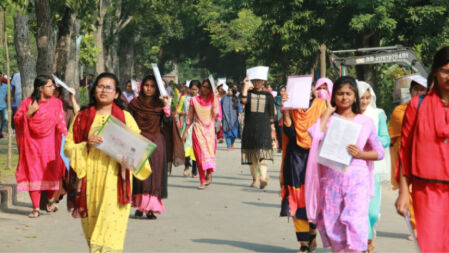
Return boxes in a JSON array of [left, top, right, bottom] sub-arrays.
[[240, 66, 275, 189], [388, 74, 427, 241]]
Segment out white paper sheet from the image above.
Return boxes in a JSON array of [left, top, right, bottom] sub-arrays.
[[131, 79, 138, 91], [52, 75, 75, 94], [405, 211, 421, 252], [96, 116, 156, 173], [209, 74, 216, 93], [151, 63, 168, 97], [317, 115, 362, 172], [217, 78, 227, 86], [247, 66, 269, 81], [283, 75, 312, 109]]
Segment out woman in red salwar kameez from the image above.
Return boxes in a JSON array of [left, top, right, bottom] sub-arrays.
[[396, 46, 449, 252], [14, 75, 67, 218]]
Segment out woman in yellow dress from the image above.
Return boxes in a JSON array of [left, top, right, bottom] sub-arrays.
[[64, 72, 151, 252]]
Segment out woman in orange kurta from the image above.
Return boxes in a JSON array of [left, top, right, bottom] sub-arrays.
[[396, 46, 449, 252]]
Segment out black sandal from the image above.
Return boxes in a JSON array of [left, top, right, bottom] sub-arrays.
[[298, 245, 310, 253], [146, 210, 157, 220], [28, 209, 40, 218], [135, 210, 143, 218]]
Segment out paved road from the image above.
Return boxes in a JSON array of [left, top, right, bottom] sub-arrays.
[[0, 140, 417, 252]]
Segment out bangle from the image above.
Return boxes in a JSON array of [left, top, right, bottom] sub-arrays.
[[241, 95, 247, 98]]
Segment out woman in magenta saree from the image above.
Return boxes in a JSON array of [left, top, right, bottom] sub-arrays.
[[14, 75, 67, 218], [183, 78, 221, 189]]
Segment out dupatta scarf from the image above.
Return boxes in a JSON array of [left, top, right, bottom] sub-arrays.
[[15, 97, 67, 191], [70, 104, 129, 218]]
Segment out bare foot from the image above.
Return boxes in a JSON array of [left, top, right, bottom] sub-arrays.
[[197, 184, 206, 190]]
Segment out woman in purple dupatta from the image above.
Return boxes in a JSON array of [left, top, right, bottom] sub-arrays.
[[305, 76, 384, 252]]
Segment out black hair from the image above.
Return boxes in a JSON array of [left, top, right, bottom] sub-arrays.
[[409, 80, 425, 93], [331, 76, 361, 114], [228, 85, 239, 109], [429, 46, 449, 92], [30, 75, 52, 102], [202, 78, 212, 89], [189, 80, 201, 89], [140, 74, 160, 98], [82, 72, 124, 110]]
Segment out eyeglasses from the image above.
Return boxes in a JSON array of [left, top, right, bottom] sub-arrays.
[[96, 85, 115, 92]]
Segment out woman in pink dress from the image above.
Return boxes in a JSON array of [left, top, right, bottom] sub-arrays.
[[306, 76, 384, 252], [14, 75, 67, 218], [182, 78, 221, 189]]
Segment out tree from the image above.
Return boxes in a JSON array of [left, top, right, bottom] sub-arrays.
[[35, 0, 54, 76], [13, 2, 36, 98]]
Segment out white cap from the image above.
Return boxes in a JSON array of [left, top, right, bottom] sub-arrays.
[[410, 75, 427, 88], [222, 83, 229, 93], [217, 78, 227, 86], [3, 74, 7, 79], [247, 66, 269, 81]]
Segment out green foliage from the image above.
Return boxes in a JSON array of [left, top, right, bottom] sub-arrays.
[[79, 86, 90, 107], [0, 4, 19, 74], [79, 33, 101, 68]]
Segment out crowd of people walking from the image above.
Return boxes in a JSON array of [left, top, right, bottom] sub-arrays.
[[6, 46, 449, 253]]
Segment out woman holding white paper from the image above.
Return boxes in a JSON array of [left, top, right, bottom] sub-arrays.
[[357, 80, 391, 253], [183, 78, 221, 189], [241, 66, 275, 189], [128, 74, 176, 219], [306, 76, 384, 252], [64, 72, 151, 252], [279, 87, 326, 253]]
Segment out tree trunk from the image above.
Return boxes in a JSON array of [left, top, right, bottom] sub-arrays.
[[35, 0, 55, 77], [94, 0, 109, 75], [13, 12, 36, 98], [119, 31, 134, 88], [54, 7, 76, 83], [320, 44, 327, 78], [65, 20, 81, 93]]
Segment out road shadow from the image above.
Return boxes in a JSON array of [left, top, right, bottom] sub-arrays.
[[1, 207, 34, 216], [167, 184, 197, 190], [240, 187, 280, 195], [376, 231, 410, 240], [242, 201, 280, 208], [192, 238, 294, 252], [208, 175, 248, 181]]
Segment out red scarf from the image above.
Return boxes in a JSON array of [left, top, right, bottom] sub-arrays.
[[71, 104, 130, 218]]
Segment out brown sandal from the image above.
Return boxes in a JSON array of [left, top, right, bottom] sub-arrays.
[[28, 209, 40, 218], [46, 200, 59, 212]]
